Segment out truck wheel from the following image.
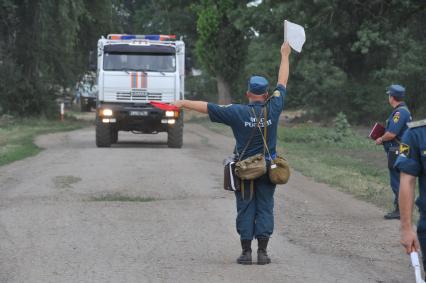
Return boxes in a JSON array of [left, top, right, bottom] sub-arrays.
[[111, 128, 118, 144], [96, 118, 112, 147], [167, 116, 183, 148], [80, 100, 90, 112]]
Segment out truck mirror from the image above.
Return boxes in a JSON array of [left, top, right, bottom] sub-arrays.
[[88, 50, 97, 71]]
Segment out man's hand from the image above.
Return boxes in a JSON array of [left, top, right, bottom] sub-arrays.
[[281, 42, 291, 57], [171, 100, 185, 109], [375, 137, 383, 145], [401, 228, 420, 254]]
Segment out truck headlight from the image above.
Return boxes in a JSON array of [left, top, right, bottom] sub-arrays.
[[102, 109, 113, 117], [165, 110, 176, 117]]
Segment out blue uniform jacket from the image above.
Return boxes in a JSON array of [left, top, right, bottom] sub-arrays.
[[207, 84, 286, 160], [384, 102, 411, 152], [395, 123, 426, 214]]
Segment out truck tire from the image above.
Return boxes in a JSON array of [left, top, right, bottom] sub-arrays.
[[111, 128, 118, 144], [81, 99, 91, 112], [167, 116, 183, 148], [96, 118, 112, 147]]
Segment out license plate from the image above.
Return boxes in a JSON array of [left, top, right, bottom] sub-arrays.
[[129, 111, 148, 116]]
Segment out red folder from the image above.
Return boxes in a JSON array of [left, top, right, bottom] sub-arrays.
[[368, 123, 385, 140]]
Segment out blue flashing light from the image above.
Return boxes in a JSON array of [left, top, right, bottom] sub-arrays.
[[120, 35, 136, 40], [144, 35, 161, 40]]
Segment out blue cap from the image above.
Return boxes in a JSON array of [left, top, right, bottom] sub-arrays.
[[248, 76, 268, 95], [386, 84, 405, 98]]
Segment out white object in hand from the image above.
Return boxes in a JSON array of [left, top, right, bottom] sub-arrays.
[[410, 252, 426, 283], [284, 20, 306, 53]]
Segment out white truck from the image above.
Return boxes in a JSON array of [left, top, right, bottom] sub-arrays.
[[94, 34, 185, 148]]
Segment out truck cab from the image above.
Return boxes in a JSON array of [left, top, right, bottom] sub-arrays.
[[95, 34, 185, 147]]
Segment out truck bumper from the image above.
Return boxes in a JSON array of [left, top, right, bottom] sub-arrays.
[[97, 102, 178, 133]]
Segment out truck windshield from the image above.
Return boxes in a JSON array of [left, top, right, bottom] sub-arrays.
[[103, 53, 176, 72]]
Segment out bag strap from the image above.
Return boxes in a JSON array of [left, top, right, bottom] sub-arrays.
[[250, 107, 274, 163], [237, 108, 261, 161], [241, 180, 254, 200], [263, 106, 268, 155]]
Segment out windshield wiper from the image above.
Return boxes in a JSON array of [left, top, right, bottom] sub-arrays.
[[142, 69, 167, 75], [106, 68, 130, 74]]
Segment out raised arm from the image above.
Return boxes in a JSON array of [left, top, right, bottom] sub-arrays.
[[277, 42, 291, 87], [173, 100, 208, 114]]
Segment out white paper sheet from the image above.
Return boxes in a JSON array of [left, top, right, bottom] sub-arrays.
[[284, 20, 306, 53], [410, 252, 426, 283]]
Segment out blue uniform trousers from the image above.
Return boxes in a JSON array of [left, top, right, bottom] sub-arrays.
[[389, 168, 400, 205], [235, 174, 276, 240]]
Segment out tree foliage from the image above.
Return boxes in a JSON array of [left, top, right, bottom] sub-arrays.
[[194, 0, 250, 104], [1, 0, 425, 123], [244, 0, 426, 122], [0, 0, 125, 117]]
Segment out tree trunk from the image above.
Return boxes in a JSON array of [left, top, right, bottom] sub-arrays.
[[216, 75, 232, 105]]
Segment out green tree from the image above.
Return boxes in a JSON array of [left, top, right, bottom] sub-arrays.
[[0, 0, 126, 117], [194, 0, 249, 104], [245, 0, 426, 123]]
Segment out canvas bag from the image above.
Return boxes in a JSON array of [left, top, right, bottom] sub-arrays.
[[252, 106, 291, 185], [234, 107, 267, 180]]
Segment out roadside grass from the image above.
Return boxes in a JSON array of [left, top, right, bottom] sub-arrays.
[[278, 124, 393, 210], [53, 175, 82, 189], [0, 116, 90, 166], [89, 193, 156, 202], [188, 117, 395, 211]]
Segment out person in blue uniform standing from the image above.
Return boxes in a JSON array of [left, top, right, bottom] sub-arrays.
[[172, 42, 291, 265], [375, 85, 412, 219], [395, 119, 426, 271]]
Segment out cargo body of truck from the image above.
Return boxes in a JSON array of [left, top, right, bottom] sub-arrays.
[[95, 34, 185, 148]]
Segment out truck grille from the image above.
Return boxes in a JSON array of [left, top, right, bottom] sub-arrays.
[[116, 89, 162, 101]]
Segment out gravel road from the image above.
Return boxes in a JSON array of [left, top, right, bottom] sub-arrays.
[[0, 122, 416, 282]]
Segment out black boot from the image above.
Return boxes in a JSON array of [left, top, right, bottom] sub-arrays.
[[384, 204, 400, 220], [257, 237, 271, 265], [237, 240, 252, 265]]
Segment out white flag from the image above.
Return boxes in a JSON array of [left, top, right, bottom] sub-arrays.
[[284, 20, 306, 53]]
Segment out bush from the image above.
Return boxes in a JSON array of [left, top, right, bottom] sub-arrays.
[[333, 112, 352, 142]]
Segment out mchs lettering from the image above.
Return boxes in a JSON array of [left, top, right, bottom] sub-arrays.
[[244, 117, 272, 128]]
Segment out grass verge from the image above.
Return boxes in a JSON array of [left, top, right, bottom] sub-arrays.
[[0, 116, 90, 166], [89, 193, 156, 202], [277, 124, 393, 210], [188, 117, 395, 211]]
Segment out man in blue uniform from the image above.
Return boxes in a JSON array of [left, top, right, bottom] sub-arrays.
[[172, 42, 291, 265], [395, 119, 426, 271], [375, 85, 412, 219]]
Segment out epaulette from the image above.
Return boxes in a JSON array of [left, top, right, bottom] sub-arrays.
[[407, 119, 426, 128]]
